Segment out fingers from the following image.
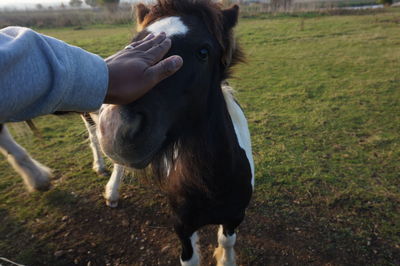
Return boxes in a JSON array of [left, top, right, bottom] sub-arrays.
[[145, 38, 172, 65], [134, 32, 167, 52], [106, 33, 161, 62], [145, 55, 183, 87], [107, 33, 171, 64], [128, 33, 155, 48]]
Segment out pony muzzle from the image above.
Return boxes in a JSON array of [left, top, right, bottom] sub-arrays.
[[97, 105, 143, 164]]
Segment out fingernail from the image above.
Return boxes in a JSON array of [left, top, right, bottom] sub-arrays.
[[170, 56, 183, 69]]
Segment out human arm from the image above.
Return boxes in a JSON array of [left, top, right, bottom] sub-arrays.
[[0, 26, 109, 123], [0, 27, 182, 123]]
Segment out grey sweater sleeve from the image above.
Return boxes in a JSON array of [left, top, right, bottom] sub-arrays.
[[0, 26, 108, 123]]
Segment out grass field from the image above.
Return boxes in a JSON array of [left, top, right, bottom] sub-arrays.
[[1, 8, 400, 265]]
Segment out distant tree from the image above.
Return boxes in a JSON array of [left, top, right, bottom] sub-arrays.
[[69, 0, 83, 7], [60, 2, 66, 9], [98, 0, 120, 12], [36, 3, 43, 9], [85, 0, 98, 8]]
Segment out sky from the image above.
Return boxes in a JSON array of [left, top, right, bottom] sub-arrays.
[[0, 0, 142, 10]]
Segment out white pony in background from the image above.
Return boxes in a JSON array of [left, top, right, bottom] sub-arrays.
[[0, 115, 122, 208], [0, 123, 51, 192]]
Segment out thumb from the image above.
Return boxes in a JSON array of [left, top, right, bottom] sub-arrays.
[[146, 55, 183, 86]]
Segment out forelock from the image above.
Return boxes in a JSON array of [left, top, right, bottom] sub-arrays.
[[138, 0, 243, 71]]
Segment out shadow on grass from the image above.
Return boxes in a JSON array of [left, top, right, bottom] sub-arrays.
[[1, 183, 399, 265], [0, 207, 73, 266]]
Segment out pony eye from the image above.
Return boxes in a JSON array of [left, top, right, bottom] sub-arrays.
[[197, 47, 209, 60]]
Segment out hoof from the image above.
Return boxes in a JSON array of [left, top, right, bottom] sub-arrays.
[[106, 199, 118, 208], [32, 180, 51, 192], [96, 169, 109, 177], [25, 164, 52, 192], [94, 166, 108, 177]]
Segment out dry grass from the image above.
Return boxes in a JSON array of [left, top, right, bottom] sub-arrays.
[[2, 1, 400, 28], [0, 8, 134, 28]]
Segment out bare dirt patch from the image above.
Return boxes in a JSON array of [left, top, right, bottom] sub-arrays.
[[2, 179, 397, 266]]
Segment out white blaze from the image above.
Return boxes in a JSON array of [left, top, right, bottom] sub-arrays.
[[147, 16, 189, 37]]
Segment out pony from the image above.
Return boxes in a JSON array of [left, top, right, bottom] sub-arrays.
[[0, 123, 52, 191], [97, 0, 254, 265], [0, 113, 113, 196]]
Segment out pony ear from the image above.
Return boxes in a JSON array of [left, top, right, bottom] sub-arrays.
[[135, 3, 150, 26], [222, 5, 239, 30]]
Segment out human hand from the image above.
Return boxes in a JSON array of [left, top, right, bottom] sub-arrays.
[[104, 32, 183, 105]]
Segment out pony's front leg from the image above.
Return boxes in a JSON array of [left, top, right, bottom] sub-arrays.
[[81, 113, 107, 176], [214, 225, 238, 266], [174, 224, 200, 266], [104, 164, 124, 208], [0, 124, 51, 192]]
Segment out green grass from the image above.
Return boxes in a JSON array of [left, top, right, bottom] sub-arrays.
[[1, 8, 400, 265], [231, 9, 400, 264]]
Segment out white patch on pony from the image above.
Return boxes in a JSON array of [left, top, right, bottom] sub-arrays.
[[217, 225, 236, 247], [147, 16, 189, 37], [214, 225, 237, 266], [104, 164, 124, 208], [222, 85, 255, 189], [164, 146, 180, 176], [180, 232, 200, 266], [164, 156, 171, 176], [0, 125, 51, 191]]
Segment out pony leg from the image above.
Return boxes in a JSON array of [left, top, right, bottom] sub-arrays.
[[81, 113, 107, 176], [214, 224, 239, 266], [104, 164, 124, 208], [0, 124, 51, 192], [174, 224, 200, 266]]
